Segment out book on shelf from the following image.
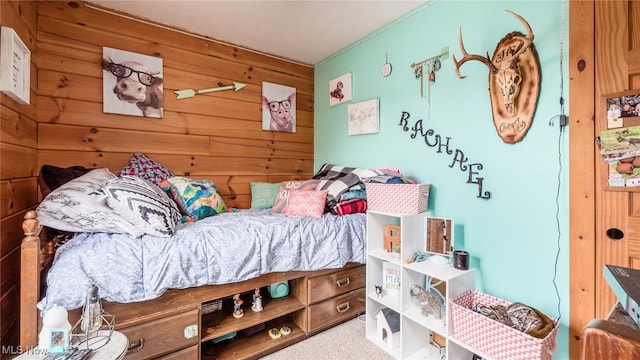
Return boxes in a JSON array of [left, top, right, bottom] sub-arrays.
[[382, 261, 401, 297]]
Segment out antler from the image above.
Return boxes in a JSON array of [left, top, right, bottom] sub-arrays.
[[452, 27, 498, 79], [505, 10, 534, 60]]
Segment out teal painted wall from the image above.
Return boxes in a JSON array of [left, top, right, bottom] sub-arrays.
[[315, 0, 569, 358]]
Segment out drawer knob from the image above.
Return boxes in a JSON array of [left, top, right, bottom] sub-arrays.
[[336, 277, 350, 288], [336, 302, 350, 313], [127, 338, 145, 354]]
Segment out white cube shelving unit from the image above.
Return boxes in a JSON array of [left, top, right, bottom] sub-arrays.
[[365, 210, 478, 359]]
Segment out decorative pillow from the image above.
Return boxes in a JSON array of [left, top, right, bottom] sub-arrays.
[[250, 182, 281, 209], [103, 176, 181, 237], [119, 152, 174, 186], [271, 180, 320, 214], [36, 168, 144, 237], [38, 165, 94, 198], [160, 177, 227, 222], [283, 190, 328, 218]]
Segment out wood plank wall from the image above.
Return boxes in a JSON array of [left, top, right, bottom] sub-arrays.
[[0, 0, 314, 353], [0, 0, 38, 353]]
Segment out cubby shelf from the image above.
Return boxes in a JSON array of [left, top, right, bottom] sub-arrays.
[[364, 210, 479, 359]]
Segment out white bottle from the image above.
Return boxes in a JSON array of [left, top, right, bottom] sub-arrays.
[[38, 304, 72, 350]]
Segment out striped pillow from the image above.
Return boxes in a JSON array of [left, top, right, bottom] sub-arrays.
[[103, 175, 181, 237]]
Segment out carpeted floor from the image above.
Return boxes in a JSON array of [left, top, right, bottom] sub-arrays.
[[259, 315, 394, 360], [258, 315, 450, 359]]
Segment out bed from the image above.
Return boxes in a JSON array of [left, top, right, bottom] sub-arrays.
[[38, 208, 367, 313], [20, 159, 411, 359]]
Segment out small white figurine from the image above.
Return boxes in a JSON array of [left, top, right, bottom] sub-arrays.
[[252, 288, 263, 312], [375, 285, 383, 298], [232, 294, 244, 318]]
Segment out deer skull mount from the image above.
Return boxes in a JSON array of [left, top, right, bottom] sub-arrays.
[[452, 10, 541, 144]]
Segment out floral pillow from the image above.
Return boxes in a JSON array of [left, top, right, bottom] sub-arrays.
[[36, 168, 144, 237], [160, 177, 227, 222], [283, 190, 328, 218], [119, 152, 174, 186], [250, 182, 281, 209], [103, 176, 181, 237], [271, 180, 320, 214]]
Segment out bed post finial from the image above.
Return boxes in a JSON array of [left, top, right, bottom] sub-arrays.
[[23, 210, 40, 240]]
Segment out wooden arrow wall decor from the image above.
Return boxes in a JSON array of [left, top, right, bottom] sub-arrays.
[[175, 82, 247, 99]]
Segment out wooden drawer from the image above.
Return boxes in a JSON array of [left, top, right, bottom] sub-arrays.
[[156, 345, 198, 360], [123, 309, 199, 360], [308, 264, 365, 304], [308, 288, 365, 331]]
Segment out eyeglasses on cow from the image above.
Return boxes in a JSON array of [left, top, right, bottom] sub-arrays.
[[101, 60, 160, 86]]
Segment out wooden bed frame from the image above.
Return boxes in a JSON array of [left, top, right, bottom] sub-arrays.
[[20, 210, 366, 359]]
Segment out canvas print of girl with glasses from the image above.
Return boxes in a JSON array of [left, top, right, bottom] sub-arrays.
[[262, 82, 296, 133], [102, 47, 164, 118]]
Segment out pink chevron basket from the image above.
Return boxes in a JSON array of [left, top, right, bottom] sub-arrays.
[[450, 290, 559, 360], [366, 183, 430, 214]]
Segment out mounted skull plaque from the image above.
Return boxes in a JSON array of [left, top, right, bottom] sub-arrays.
[[452, 10, 540, 144]]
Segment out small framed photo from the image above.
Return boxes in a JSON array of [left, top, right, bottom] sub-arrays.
[[329, 72, 352, 106], [605, 90, 640, 129], [425, 217, 454, 256], [48, 328, 69, 353], [347, 98, 379, 135], [0, 26, 30, 104]]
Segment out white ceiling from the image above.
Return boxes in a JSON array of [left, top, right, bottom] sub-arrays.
[[87, 1, 428, 65]]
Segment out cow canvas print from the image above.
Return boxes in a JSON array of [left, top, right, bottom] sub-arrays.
[[102, 47, 164, 119]]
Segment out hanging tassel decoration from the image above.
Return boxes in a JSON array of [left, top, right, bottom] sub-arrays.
[[410, 47, 449, 104]]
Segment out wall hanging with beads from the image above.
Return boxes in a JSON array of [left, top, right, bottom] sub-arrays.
[[410, 47, 449, 106]]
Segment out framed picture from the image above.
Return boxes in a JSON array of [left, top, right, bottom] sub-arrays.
[[261, 82, 296, 133], [329, 73, 352, 106], [425, 217, 454, 256], [605, 90, 640, 129], [0, 26, 30, 104], [347, 98, 379, 135], [102, 47, 164, 118], [48, 328, 69, 353]]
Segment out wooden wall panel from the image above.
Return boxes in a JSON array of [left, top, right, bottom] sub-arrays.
[[569, 1, 596, 358], [1, 105, 37, 148], [1, 0, 314, 352], [0, 143, 39, 180], [0, 178, 38, 219], [34, 0, 314, 208], [1, 0, 38, 351], [38, 124, 212, 155]]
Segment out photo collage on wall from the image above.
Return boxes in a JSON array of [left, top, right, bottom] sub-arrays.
[[599, 91, 640, 187]]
